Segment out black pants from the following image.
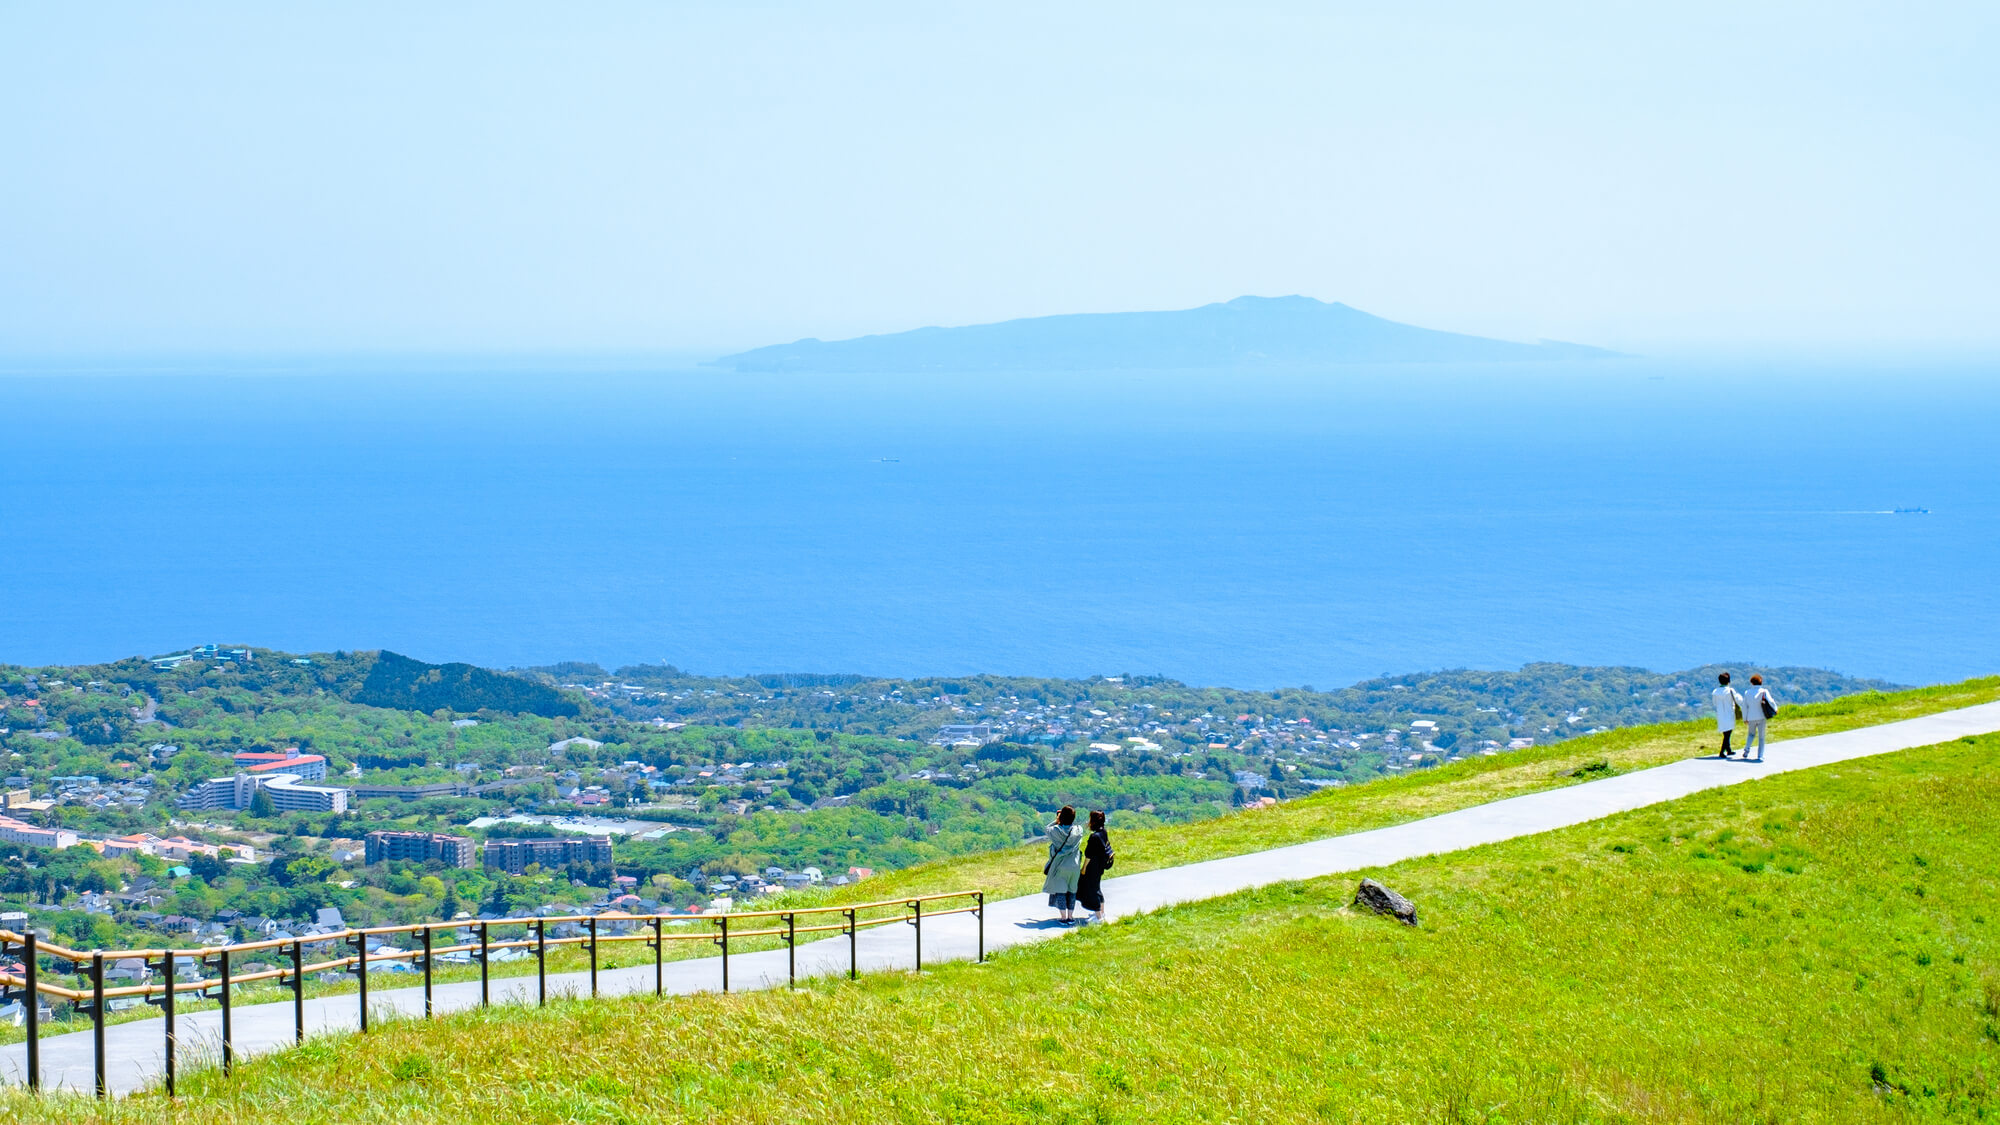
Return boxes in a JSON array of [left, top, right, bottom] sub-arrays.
[[1722, 730, 1734, 754]]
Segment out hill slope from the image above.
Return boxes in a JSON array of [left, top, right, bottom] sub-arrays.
[[14, 729, 1996, 1121], [711, 295, 1621, 372], [351, 650, 579, 717]]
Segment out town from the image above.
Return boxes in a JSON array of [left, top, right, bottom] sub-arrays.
[[0, 647, 1891, 961]]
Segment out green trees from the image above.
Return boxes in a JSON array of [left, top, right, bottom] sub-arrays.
[[355, 651, 582, 717]]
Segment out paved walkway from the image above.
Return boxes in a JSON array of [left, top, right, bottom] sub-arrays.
[[7, 700, 1998, 1096]]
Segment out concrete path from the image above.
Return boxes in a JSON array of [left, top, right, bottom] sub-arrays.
[[8, 700, 1997, 1096]]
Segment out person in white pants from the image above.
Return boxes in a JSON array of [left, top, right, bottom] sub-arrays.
[[1712, 672, 1744, 758], [1740, 674, 1777, 761]]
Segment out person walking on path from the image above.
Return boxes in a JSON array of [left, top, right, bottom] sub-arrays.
[[1044, 805, 1085, 924], [1077, 809, 1114, 925], [1740, 674, 1778, 762], [1712, 672, 1744, 758]]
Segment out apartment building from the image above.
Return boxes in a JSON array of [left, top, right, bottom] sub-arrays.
[[482, 835, 613, 875], [363, 830, 476, 868]]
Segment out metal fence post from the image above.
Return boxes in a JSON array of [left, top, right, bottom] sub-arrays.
[[910, 899, 923, 973], [587, 916, 598, 998], [290, 940, 305, 1045], [717, 915, 729, 993], [536, 920, 547, 1007], [650, 916, 663, 997], [421, 926, 434, 1018], [91, 952, 106, 1100], [352, 933, 370, 1032], [160, 948, 177, 1096], [23, 931, 40, 1091], [218, 947, 234, 1075], [976, 892, 985, 964], [846, 909, 857, 980], [784, 913, 796, 988]]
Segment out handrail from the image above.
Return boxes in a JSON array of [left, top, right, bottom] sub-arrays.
[[0, 888, 986, 1098]]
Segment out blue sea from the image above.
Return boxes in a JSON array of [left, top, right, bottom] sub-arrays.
[[2, 358, 1995, 688]]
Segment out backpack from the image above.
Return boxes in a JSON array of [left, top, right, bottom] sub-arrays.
[[1100, 832, 1115, 870]]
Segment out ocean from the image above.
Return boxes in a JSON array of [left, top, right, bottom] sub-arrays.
[[2, 357, 1994, 688]]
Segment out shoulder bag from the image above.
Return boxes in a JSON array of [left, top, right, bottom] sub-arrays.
[[1044, 827, 1075, 874]]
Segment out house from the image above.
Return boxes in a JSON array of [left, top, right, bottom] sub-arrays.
[[315, 907, 346, 929], [106, 959, 151, 984]]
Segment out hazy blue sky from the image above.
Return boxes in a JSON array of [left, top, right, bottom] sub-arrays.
[[3, 2, 1994, 356]]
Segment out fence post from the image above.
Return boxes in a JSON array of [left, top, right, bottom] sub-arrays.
[[479, 922, 490, 1008], [587, 916, 598, 998], [91, 952, 106, 1100], [650, 916, 663, 997], [23, 931, 40, 1091], [976, 892, 985, 964], [846, 909, 857, 980], [290, 940, 304, 1045], [160, 948, 176, 1096], [219, 947, 234, 1075], [717, 915, 730, 993], [909, 899, 923, 973], [784, 913, 796, 988], [422, 926, 434, 1018], [351, 933, 370, 1033], [536, 920, 547, 1007]]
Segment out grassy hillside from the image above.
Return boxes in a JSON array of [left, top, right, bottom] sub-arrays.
[[10, 727, 1999, 1120], [832, 675, 2000, 905], [6, 677, 1993, 1050]]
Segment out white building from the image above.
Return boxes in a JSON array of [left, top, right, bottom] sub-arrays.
[[176, 772, 349, 813], [0, 815, 77, 850]]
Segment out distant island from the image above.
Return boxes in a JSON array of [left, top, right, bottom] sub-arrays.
[[710, 295, 1622, 372]]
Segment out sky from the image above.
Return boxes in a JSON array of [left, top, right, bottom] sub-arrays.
[[2, 1, 1996, 358]]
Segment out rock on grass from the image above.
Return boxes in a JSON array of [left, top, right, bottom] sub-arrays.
[[1354, 878, 1417, 925]]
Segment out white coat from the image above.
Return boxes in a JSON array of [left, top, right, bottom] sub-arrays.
[[1712, 685, 1742, 731], [1743, 685, 1776, 722]]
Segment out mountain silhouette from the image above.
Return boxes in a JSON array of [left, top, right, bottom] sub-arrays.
[[712, 296, 1620, 372]]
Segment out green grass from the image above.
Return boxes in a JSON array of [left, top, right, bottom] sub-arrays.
[[7, 676, 1993, 1049], [820, 675, 2000, 905], [8, 719, 1999, 1120]]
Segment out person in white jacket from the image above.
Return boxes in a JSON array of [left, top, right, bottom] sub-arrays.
[[1739, 674, 1777, 761], [1711, 672, 1744, 758]]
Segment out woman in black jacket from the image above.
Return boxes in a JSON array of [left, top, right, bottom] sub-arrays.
[[1076, 809, 1113, 924]]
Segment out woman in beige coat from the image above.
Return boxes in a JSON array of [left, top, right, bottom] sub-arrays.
[[1043, 805, 1085, 924]]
